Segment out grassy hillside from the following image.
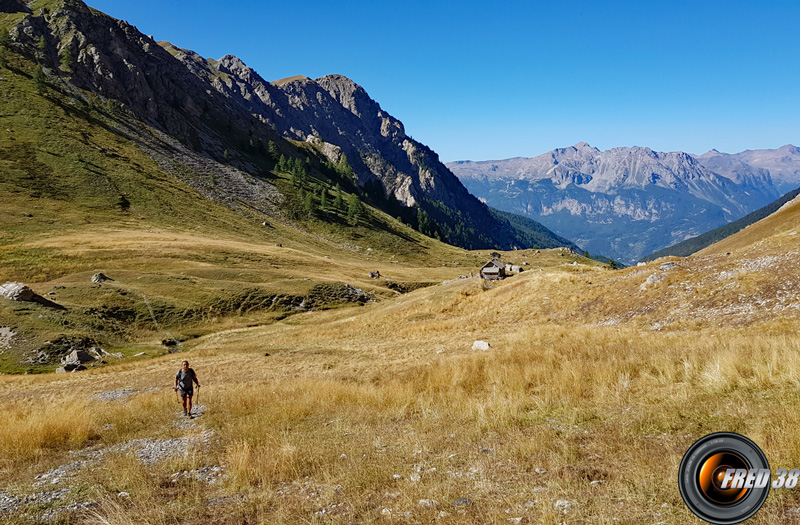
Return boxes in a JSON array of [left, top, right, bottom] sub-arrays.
[[698, 193, 800, 257], [0, 32, 488, 374]]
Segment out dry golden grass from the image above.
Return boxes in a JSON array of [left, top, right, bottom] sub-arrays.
[[3, 221, 800, 522]]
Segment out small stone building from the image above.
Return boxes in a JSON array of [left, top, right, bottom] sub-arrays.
[[480, 259, 506, 280]]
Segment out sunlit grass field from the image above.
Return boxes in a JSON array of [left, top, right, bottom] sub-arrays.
[[3, 232, 800, 523]]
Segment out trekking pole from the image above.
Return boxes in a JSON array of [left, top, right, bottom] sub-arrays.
[[174, 386, 179, 404], [195, 386, 200, 406]]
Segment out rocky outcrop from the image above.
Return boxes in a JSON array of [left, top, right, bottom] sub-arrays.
[[0, 282, 35, 301]]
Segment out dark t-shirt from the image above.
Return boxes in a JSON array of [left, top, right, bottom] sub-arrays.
[[176, 368, 197, 392]]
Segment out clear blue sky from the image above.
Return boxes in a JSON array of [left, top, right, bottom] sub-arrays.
[[87, 0, 799, 162]]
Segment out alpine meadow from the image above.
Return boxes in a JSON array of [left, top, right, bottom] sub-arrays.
[[2, 1, 800, 524]]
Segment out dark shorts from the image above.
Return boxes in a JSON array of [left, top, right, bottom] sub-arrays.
[[179, 388, 193, 398]]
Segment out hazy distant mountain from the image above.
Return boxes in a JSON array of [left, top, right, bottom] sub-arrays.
[[447, 143, 782, 264], [694, 145, 800, 194], [642, 186, 800, 261]]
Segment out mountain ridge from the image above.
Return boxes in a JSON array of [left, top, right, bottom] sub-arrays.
[[447, 143, 792, 263], [3, 0, 576, 252]]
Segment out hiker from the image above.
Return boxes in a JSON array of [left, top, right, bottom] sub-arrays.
[[174, 360, 200, 417]]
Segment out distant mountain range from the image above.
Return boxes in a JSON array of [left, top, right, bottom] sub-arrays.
[[447, 143, 800, 264]]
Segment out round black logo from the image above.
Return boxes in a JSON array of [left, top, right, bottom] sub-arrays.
[[679, 432, 770, 524]]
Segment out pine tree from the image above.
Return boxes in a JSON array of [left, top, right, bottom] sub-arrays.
[[268, 141, 278, 160], [33, 64, 46, 94], [59, 48, 72, 71], [319, 186, 328, 209], [417, 208, 431, 236], [333, 183, 343, 210], [278, 154, 287, 172], [0, 30, 10, 49], [223, 149, 229, 161], [347, 194, 366, 226], [584, 250, 590, 258], [303, 192, 315, 216]]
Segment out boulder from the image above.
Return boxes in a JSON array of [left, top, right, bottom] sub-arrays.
[[0, 282, 35, 301], [91, 273, 112, 283], [62, 350, 95, 366], [472, 340, 491, 351]]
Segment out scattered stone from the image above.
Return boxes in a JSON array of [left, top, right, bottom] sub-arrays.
[[409, 473, 421, 482], [472, 340, 491, 351], [117, 492, 130, 498], [659, 262, 677, 271], [91, 273, 112, 283], [554, 499, 572, 512], [368, 270, 381, 279], [640, 272, 666, 290], [479, 446, 494, 454], [0, 327, 16, 349], [508, 518, 523, 524], [452, 497, 473, 507], [110, 430, 215, 465], [92, 388, 136, 402], [0, 282, 35, 301], [590, 480, 605, 486], [524, 500, 536, 508], [534, 468, 547, 474], [381, 508, 392, 515], [0, 492, 20, 514], [531, 487, 549, 493], [418, 499, 439, 508], [170, 465, 226, 485], [133, 352, 146, 357], [436, 349, 445, 354], [392, 474, 402, 480], [89, 347, 109, 358]]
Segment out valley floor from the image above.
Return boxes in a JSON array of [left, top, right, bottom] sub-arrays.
[[3, 245, 800, 524]]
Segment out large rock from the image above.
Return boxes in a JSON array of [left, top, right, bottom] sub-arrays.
[[91, 273, 112, 283], [62, 350, 95, 366], [472, 340, 491, 351], [0, 282, 35, 301]]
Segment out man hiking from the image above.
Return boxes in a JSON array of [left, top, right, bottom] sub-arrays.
[[174, 360, 200, 417]]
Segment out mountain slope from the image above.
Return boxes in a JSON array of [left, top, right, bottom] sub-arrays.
[[447, 143, 781, 264], [0, 0, 575, 253], [642, 186, 800, 261]]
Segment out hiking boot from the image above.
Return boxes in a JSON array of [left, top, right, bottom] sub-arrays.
[[183, 409, 187, 417]]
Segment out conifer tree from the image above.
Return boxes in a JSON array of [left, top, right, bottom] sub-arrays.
[[303, 191, 315, 216], [347, 194, 366, 226], [59, 48, 72, 71], [334, 183, 343, 210]]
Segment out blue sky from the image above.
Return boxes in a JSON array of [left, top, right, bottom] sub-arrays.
[[88, 1, 799, 162]]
